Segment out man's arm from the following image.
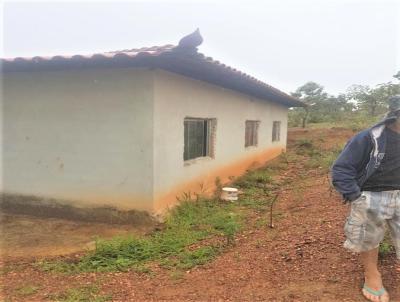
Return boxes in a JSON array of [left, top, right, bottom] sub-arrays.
[[331, 131, 372, 202]]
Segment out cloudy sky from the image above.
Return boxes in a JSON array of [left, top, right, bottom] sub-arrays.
[[2, 0, 399, 95]]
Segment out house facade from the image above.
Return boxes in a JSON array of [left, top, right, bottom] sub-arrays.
[[1, 32, 303, 221]]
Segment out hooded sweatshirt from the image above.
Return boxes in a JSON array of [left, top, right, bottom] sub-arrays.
[[331, 122, 389, 202]]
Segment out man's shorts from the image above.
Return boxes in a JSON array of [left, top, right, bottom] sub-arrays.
[[344, 190, 400, 259]]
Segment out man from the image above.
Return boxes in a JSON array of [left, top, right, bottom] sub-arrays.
[[332, 95, 400, 302]]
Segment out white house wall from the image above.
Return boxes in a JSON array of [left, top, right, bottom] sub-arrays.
[[2, 68, 154, 211], [152, 70, 288, 214]]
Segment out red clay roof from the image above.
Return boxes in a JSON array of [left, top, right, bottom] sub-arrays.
[[1, 43, 303, 107]]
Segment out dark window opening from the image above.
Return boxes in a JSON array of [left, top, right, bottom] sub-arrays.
[[245, 120, 259, 147], [184, 118, 211, 161], [272, 121, 281, 142]]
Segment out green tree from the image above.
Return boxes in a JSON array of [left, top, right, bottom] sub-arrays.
[[347, 73, 400, 116], [291, 82, 328, 128], [346, 85, 380, 116], [317, 94, 355, 121], [288, 72, 400, 128]]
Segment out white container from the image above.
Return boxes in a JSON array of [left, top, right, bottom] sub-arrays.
[[221, 187, 238, 201]]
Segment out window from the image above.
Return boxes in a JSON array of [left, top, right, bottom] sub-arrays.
[[245, 120, 259, 147], [272, 121, 281, 142], [184, 118, 215, 161]]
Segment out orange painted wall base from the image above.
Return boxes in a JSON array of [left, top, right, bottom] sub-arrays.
[[153, 146, 284, 215]]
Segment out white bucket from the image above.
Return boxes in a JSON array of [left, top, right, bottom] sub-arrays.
[[221, 187, 238, 201]]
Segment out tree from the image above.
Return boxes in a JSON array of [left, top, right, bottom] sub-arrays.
[[346, 85, 380, 116], [288, 72, 400, 128], [319, 94, 355, 118], [346, 73, 400, 116], [291, 82, 328, 128]]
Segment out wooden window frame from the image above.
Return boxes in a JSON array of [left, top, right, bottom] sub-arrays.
[[272, 121, 281, 142], [245, 120, 260, 148], [184, 118, 216, 162]]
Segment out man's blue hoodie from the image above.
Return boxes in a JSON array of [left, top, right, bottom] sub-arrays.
[[331, 122, 388, 202]]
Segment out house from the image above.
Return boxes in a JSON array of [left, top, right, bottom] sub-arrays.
[[1, 30, 303, 223]]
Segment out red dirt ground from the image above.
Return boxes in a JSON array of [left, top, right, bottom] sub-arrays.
[[1, 127, 399, 301]]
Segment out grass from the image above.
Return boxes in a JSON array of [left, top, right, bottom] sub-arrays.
[[15, 284, 40, 296], [0, 263, 24, 275], [306, 115, 380, 132], [379, 234, 396, 259], [51, 284, 111, 302], [304, 148, 342, 171], [37, 125, 350, 276], [160, 246, 219, 270], [169, 270, 184, 281], [234, 169, 273, 189], [39, 198, 242, 273], [39, 151, 287, 275], [294, 138, 342, 171]]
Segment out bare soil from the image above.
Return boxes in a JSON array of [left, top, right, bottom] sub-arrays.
[[1, 127, 399, 301], [1, 214, 153, 258]]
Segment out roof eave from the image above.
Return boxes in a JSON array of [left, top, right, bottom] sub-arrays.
[[1, 49, 305, 108]]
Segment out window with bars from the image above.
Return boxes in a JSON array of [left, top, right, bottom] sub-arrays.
[[272, 121, 281, 142], [184, 118, 214, 161], [245, 120, 259, 147]]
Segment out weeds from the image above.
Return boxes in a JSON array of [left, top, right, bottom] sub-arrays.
[[169, 270, 184, 280], [234, 169, 273, 189], [162, 246, 219, 270], [39, 198, 241, 273], [52, 284, 111, 302], [296, 138, 341, 172], [15, 284, 40, 296], [379, 234, 395, 259]]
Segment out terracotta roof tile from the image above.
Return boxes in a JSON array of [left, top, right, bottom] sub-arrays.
[[1, 43, 303, 107]]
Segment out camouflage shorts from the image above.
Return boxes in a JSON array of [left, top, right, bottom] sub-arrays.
[[344, 190, 400, 259]]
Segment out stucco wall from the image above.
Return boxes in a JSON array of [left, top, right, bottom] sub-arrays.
[[2, 67, 290, 218], [153, 70, 288, 213], [2, 68, 154, 211]]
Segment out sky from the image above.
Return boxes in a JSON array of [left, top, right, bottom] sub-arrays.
[[1, 0, 399, 95]]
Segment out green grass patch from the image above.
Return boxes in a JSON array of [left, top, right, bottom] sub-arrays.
[[294, 137, 342, 171], [233, 166, 282, 212], [379, 234, 395, 259], [15, 284, 40, 296], [161, 246, 219, 270], [304, 148, 341, 171], [39, 198, 242, 273], [234, 169, 273, 189], [52, 284, 111, 302], [305, 115, 379, 132]]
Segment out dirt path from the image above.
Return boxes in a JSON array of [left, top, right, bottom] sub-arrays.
[[1, 127, 399, 301]]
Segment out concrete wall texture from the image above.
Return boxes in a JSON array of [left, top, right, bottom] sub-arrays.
[[153, 70, 287, 214], [2, 68, 154, 211], [2, 67, 288, 218]]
